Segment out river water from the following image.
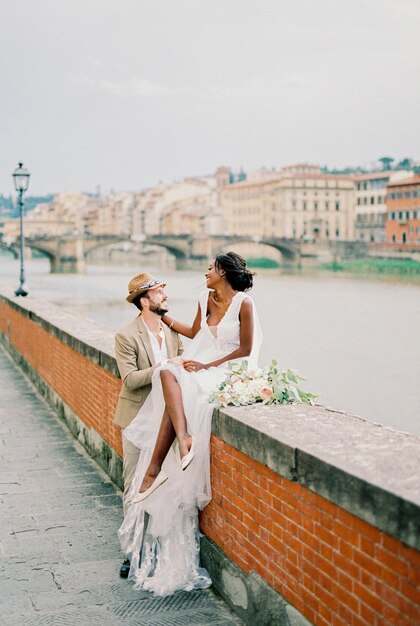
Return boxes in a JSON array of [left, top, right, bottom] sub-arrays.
[[1, 256, 419, 436]]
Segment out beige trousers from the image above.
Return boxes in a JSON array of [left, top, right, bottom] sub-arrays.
[[122, 430, 141, 516]]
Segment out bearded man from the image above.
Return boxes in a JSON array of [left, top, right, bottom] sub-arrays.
[[114, 273, 183, 578]]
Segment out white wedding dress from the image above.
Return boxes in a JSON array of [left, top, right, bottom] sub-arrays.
[[118, 290, 262, 596]]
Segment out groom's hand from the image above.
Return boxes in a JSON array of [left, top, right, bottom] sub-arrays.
[[183, 360, 207, 372], [168, 356, 184, 367]]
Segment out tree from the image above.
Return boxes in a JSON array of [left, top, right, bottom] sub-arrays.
[[396, 158, 413, 170], [378, 157, 394, 171]]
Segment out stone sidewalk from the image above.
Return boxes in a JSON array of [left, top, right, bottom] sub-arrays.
[[0, 347, 242, 626]]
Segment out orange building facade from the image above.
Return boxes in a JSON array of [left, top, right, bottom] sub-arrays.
[[386, 176, 420, 246]]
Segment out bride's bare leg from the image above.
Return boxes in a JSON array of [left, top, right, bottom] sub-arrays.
[[138, 371, 191, 493], [160, 370, 192, 459], [139, 409, 175, 493]]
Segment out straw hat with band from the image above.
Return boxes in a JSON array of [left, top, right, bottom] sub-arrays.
[[126, 273, 166, 303]]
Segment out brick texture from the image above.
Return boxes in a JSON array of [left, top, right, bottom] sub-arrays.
[[0, 301, 122, 456], [200, 437, 420, 626]]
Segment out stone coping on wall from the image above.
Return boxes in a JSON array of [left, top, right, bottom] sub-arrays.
[[0, 286, 118, 376], [1, 287, 419, 551]]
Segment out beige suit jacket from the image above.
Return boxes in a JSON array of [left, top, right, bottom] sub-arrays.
[[114, 315, 184, 428]]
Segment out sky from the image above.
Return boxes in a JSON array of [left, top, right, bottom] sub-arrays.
[[0, 0, 419, 196]]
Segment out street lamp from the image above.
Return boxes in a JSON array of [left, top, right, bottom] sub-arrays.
[[12, 162, 31, 296]]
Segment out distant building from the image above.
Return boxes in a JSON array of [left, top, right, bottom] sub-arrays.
[[132, 177, 223, 238], [281, 164, 322, 176], [92, 192, 134, 236], [354, 170, 413, 243], [220, 166, 355, 241], [385, 176, 420, 246], [3, 192, 91, 237]]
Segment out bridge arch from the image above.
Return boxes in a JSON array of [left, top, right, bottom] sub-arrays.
[[211, 236, 300, 261], [83, 236, 188, 260], [0, 242, 19, 259], [0, 240, 56, 263]]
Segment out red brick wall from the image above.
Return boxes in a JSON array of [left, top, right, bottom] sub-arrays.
[[2, 299, 419, 625], [0, 301, 122, 456], [200, 437, 420, 626]]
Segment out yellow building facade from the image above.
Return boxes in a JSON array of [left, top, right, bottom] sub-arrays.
[[221, 172, 356, 241]]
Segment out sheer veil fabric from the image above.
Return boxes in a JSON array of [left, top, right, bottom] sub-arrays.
[[118, 290, 262, 596]]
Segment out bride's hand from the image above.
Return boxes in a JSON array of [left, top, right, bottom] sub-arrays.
[[183, 360, 207, 373]]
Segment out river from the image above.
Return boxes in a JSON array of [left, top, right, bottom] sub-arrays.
[[1, 256, 419, 436]]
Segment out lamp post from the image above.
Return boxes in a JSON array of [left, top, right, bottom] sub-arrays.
[[12, 162, 31, 296]]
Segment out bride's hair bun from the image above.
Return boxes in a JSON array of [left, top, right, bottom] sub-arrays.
[[214, 252, 254, 292]]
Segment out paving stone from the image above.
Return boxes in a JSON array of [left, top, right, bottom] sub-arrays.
[[0, 347, 243, 626]]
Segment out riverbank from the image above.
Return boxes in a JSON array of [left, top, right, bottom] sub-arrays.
[[245, 255, 420, 277], [320, 257, 420, 275]]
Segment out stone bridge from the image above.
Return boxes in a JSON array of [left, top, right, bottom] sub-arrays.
[[83, 234, 303, 264], [1, 234, 304, 273], [1, 235, 86, 273], [1, 233, 367, 273]]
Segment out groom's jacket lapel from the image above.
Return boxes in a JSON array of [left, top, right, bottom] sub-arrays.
[[163, 324, 176, 359], [136, 316, 156, 366]]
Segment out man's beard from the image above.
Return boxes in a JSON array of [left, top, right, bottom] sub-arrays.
[[149, 302, 169, 317]]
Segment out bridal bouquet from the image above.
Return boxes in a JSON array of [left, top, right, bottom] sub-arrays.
[[209, 359, 317, 408]]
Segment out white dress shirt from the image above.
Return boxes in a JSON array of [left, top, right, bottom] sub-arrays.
[[144, 321, 168, 365]]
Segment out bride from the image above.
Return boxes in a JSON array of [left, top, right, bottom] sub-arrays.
[[118, 252, 262, 596]]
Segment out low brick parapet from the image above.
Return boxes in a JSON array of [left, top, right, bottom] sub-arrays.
[[1, 288, 419, 626]]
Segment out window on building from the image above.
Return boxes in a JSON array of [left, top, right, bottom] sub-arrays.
[[357, 198, 361, 205], [378, 196, 383, 204], [325, 201, 329, 210], [336, 202, 340, 211], [314, 201, 318, 211], [292, 200, 296, 210], [363, 182, 367, 190], [303, 201, 307, 211], [392, 235, 396, 243], [371, 179, 388, 190], [364, 198, 367, 205], [402, 233, 407, 243], [336, 228, 340, 238], [370, 197, 375, 205]]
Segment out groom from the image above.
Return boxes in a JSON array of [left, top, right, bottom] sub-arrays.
[[114, 272, 184, 578]]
